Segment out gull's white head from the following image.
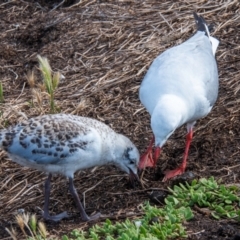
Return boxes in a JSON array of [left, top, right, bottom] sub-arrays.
[[113, 134, 140, 182], [151, 95, 187, 148]]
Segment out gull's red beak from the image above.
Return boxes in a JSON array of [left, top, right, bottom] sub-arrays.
[[138, 149, 154, 169], [138, 136, 155, 169], [138, 146, 161, 169], [154, 147, 161, 167]]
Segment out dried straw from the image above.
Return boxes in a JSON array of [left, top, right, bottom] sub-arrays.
[[0, 0, 239, 238]]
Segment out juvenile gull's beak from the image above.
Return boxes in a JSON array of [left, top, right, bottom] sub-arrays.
[[129, 168, 140, 186]]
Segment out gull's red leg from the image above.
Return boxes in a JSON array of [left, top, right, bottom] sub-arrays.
[[163, 127, 193, 182], [138, 136, 155, 169]]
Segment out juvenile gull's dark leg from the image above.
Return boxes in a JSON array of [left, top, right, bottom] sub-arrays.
[[42, 174, 69, 221], [68, 177, 101, 221]]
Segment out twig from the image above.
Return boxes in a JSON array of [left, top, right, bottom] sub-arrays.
[[49, 0, 65, 12]]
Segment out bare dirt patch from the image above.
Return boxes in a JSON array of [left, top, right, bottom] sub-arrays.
[[0, 0, 240, 239]]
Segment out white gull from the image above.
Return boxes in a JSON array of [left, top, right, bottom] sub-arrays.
[[138, 13, 219, 181], [0, 113, 139, 221]]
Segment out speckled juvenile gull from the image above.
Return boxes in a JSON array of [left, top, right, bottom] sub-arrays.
[[0, 113, 139, 221], [138, 13, 219, 181]]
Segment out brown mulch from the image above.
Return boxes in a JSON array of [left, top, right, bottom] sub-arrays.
[[0, 0, 240, 239]]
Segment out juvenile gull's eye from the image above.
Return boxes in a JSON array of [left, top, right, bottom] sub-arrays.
[[129, 160, 135, 164]]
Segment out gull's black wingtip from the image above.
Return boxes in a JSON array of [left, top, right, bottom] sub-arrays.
[[193, 12, 209, 37]]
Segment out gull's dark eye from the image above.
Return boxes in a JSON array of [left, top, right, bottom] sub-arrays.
[[124, 147, 133, 159], [129, 160, 135, 164]]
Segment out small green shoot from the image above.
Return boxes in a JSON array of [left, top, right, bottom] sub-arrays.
[[37, 55, 60, 113], [0, 81, 4, 103]]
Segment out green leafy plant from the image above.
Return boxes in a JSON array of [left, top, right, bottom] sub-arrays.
[[37, 55, 60, 113], [6, 178, 240, 240], [167, 177, 240, 220], [62, 201, 193, 240], [62, 177, 240, 240]]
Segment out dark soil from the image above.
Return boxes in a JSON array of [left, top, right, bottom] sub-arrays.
[[0, 0, 240, 239]]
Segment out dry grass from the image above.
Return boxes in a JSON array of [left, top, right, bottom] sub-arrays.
[[0, 0, 240, 238]]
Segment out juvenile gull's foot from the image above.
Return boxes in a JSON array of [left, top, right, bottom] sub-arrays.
[[43, 211, 70, 222], [83, 212, 101, 222]]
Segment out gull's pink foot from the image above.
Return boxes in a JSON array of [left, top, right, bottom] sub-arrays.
[[162, 128, 192, 182], [162, 167, 185, 182]]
